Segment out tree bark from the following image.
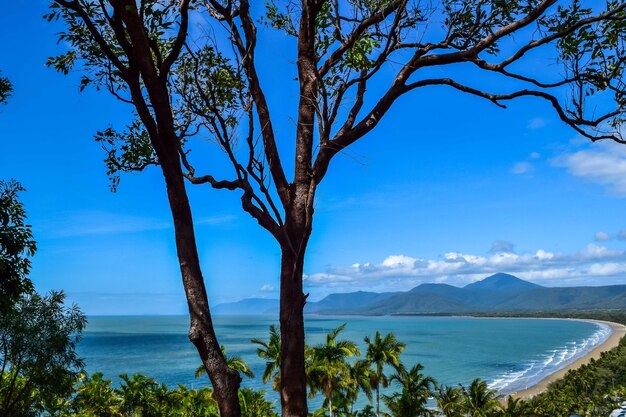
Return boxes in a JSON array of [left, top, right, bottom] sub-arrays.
[[279, 234, 309, 417], [160, 158, 242, 417]]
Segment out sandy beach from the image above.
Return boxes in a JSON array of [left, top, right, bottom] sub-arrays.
[[509, 319, 626, 400]]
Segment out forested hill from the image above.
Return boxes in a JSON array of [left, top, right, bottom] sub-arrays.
[[213, 273, 626, 315]]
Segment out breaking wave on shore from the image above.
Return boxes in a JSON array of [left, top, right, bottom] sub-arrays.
[[488, 322, 612, 396]]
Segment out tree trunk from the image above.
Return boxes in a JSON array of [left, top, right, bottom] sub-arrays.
[[112, 6, 243, 415], [279, 244, 308, 417], [328, 393, 333, 417], [376, 384, 380, 417], [160, 160, 242, 417]]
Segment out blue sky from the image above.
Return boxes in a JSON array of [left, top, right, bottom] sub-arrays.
[[2, 1, 626, 314]]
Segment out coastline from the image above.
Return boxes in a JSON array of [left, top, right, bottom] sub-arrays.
[[508, 319, 626, 400]]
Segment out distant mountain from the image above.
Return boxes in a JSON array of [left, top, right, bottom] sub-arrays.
[[464, 273, 541, 292], [306, 291, 398, 314], [213, 298, 278, 315], [213, 273, 626, 315]]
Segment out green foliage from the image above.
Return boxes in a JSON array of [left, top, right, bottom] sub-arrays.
[[383, 364, 436, 417], [0, 72, 12, 105], [527, 335, 626, 417], [0, 291, 86, 417], [239, 387, 279, 417], [94, 120, 158, 192], [72, 372, 122, 417], [436, 385, 464, 417], [0, 180, 36, 312], [307, 323, 361, 416], [443, 0, 542, 55], [251, 324, 281, 390], [46, 0, 246, 191], [460, 379, 500, 417], [364, 331, 406, 416]]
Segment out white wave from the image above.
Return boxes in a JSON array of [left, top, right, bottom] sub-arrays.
[[489, 322, 612, 396]]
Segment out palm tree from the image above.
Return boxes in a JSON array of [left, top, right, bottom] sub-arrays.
[[383, 364, 436, 417], [500, 396, 531, 417], [238, 387, 279, 417], [460, 379, 501, 417], [251, 324, 281, 391], [436, 385, 463, 417], [195, 345, 255, 379], [364, 331, 406, 417], [347, 359, 374, 415], [307, 323, 360, 417]]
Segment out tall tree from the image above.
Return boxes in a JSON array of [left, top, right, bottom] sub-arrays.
[[347, 359, 374, 415], [365, 331, 406, 417], [48, 1, 626, 416], [307, 323, 360, 417]]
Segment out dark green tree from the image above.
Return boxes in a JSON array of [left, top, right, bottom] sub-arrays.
[[436, 385, 464, 417], [47, 2, 626, 416], [238, 387, 279, 417], [364, 331, 406, 417], [0, 180, 36, 313], [383, 364, 436, 417], [0, 291, 86, 417], [0, 72, 12, 105], [460, 379, 501, 417], [71, 372, 122, 417], [307, 323, 360, 417]]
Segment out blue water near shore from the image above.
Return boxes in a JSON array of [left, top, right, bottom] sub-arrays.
[[77, 315, 610, 407]]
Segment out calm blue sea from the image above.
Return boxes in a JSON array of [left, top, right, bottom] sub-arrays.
[[77, 315, 610, 407]]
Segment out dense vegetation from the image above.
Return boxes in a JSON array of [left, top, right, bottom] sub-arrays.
[[3, 317, 626, 417]]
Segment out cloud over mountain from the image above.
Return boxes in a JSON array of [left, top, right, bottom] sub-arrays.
[[304, 243, 626, 296]]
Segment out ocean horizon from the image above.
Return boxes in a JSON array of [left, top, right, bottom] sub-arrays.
[[77, 315, 611, 409]]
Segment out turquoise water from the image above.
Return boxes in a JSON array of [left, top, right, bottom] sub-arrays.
[[77, 315, 610, 406]]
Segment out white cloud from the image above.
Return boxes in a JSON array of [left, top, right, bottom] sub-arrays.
[[260, 284, 275, 292], [510, 162, 532, 175], [304, 243, 626, 295], [529, 152, 541, 159], [382, 255, 417, 268], [595, 231, 610, 241], [554, 141, 626, 196], [527, 117, 548, 129]]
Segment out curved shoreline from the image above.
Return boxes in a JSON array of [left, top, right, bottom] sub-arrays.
[[508, 319, 626, 400]]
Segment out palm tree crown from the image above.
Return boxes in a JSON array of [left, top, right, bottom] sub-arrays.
[[251, 324, 281, 391], [383, 363, 437, 417], [364, 331, 406, 417], [307, 323, 361, 417]]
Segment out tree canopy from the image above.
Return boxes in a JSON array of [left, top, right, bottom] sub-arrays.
[[0, 180, 36, 313], [0, 291, 86, 417], [0, 72, 11, 105], [46, 1, 626, 416]]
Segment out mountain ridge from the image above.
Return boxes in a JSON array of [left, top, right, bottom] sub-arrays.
[[213, 273, 626, 315]]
